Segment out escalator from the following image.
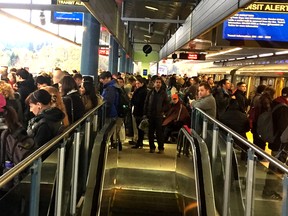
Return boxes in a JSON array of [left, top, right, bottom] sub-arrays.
[[87, 127, 217, 216]]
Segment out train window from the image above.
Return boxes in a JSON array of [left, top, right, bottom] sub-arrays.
[[225, 75, 231, 80], [267, 78, 275, 87], [255, 77, 260, 87], [286, 80, 288, 87]]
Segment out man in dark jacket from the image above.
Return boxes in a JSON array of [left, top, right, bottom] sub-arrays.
[[214, 78, 231, 119], [233, 82, 249, 113], [144, 77, 169, 153], [100, 71, 123, 150], [100, 71, 119, 119], [15, 68, 36, 126]]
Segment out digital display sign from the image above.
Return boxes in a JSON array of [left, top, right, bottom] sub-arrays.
[[51, 12, 83, 25], [223, 2, 288, 42], [179, 53, 206, 60]]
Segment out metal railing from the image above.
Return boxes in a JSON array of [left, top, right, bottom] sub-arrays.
[[191, 107, 288, 216], [0, 102, 105, 216]]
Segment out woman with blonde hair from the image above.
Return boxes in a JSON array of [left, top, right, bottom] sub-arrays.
[[42, 86, 69, 128], [0, 80, 23, 123]]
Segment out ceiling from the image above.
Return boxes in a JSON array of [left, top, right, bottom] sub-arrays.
[[113, 0, 288, 63], [114, 0, 200, 51]]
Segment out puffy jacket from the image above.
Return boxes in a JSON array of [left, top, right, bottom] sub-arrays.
[[27, 107, 65, 147]]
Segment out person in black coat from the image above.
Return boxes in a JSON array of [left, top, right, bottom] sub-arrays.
[[130, 77, 147, 148], [143, 77, 169, 153], [60, 76, 85, 124], [220, 99, 250, 160], [233, 82, 249, 113], [26, 89, 65, 147]]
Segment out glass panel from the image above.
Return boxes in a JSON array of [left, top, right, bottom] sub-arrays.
[[176, 134, 199, 216]]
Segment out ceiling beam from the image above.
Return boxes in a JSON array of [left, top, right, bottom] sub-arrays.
[[123, 0, 196, 2], [0, 3, 88, 12], [121, 17, 185, 23]]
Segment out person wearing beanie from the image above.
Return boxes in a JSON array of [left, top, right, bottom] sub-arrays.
[[26, 89, 65, 147], [162, 93, 190, 143]]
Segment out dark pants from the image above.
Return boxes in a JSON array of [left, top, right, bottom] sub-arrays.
[[148, 117, 164, 150], [135, 116, 145, 146], [164, 122, 182, 142]]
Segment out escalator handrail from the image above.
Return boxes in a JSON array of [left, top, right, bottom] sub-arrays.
[[0, 102, 105, 188], [178, 128, 204, 216], [192, 107, 288, 174]]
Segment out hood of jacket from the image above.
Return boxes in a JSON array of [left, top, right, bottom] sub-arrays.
[[273, 96, 288, 106], [39, 107, 65, 122]]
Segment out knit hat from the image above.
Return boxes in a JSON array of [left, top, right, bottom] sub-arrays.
[[171, 94, 179, 100]]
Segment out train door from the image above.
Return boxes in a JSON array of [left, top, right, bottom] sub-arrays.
[[275, 78, 284, 97], [285, 78, 288, 87], [260, 77, 275, 87]]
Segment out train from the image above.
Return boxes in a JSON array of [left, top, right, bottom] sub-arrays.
[[197, 63, 288, 98]]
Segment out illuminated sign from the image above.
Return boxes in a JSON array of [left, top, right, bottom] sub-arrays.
[[51, 0, 84, 25], [223, 2, 288, 42], [98, 48, 109, 56], [179, 53, 206, 60], [51, 12, 83, 25]]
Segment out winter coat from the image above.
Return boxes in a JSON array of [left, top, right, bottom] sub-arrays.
[[270, 97, 288, 151], [162, 101, 190, 126], [144, 88, 169, 118], [233, 89, 249, 113], [62, 90, 85, 124], [131, 85, 147, 117], [27, 107, 65, 147], [101, 79, 119, 118], [214, 88, 231, 119]]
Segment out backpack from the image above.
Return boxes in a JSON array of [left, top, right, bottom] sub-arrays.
[[115, 87, 130, 118], [0, 127, 36, 174], [257, 103, 286, 143]]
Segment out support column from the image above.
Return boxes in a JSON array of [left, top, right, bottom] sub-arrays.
[[108, 36, 119, 75], [125, 56, 130, 73], [80, 13, 100, 84], [119, 49, 126, 72]]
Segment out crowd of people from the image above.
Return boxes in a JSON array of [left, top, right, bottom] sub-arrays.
[[0, 66, 287, 200]]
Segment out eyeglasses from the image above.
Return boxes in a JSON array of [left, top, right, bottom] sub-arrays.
[[172, 98, 178, 100]]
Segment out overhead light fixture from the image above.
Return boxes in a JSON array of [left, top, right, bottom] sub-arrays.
[[228, 58, 236, 61], [145, 6, 159, 11], [246, 55, 258, 59], [236, 57, 245, 60], [206, 47, 242, 58], [144, 34, 151, 38], [275, 50, 288, 55], [259, 53, 274, 57]]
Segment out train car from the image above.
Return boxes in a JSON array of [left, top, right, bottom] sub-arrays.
[[198, 64, 288, 98]]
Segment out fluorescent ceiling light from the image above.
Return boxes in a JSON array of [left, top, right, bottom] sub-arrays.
[[206, 47, 242, 58], [144, 35, 151, 38], [246, 55, 258, 59], [145, 6, 159, 11], [236, 57, 245, 60], [259, 53, 274, 57], [228, 58, 235, 61], [275, 50, 288, 55]]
